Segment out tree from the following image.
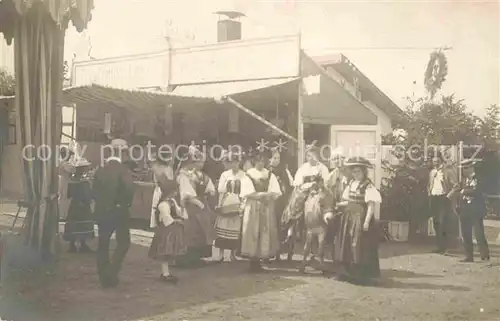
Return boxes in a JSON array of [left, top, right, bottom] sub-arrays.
[[381, 93, 482, 238], [0, 68, 15, 96], [479, 104, 500, 145], [387, 94, 482, 148]]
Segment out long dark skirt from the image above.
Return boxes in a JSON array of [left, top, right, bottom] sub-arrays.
[[334, 202, 380, 280], [176, 202, 216, 266], [148, 222, 187, 262], [63, 201, 95, 242]]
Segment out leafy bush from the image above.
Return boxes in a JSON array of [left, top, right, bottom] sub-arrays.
[[0, 68, 14, 96], [380, 159, 429, 222]]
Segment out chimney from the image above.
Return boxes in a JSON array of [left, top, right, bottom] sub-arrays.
[[214, 10, 246, 42]]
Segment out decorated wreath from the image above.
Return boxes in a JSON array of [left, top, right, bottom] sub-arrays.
[[424, 50, 448, 99]]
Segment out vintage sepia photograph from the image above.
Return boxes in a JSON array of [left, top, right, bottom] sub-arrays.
[[0, 0, 499, 320]]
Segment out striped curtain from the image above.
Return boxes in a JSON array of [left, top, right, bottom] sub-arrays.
[[13, 3, 64, 259]]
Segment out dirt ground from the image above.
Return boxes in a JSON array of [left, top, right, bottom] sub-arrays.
[[0, 202, 499, 321], [0, 228, 498, 321]]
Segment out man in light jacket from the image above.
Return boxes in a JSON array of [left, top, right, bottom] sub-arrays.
[[427, 153, 459, 254]]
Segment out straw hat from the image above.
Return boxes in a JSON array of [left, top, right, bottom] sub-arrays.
[[344, 157, 373, 168]]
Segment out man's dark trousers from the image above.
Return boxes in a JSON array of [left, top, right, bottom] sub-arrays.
[[459, 202, 489, 260], [96, 206, 131, 286], [430, 195, 452, 252]]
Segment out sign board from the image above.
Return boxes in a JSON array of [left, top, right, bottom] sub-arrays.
[[71, 34, 300, 89], [72, 52, 170, 88], [170, 34, 301, 85]]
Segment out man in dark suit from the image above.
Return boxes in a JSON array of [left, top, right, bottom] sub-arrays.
[[93, 139, 135, 288], [456, 158, 490, 262]]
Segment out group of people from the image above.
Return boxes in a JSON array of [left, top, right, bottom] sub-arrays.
[[60, 138, 493, 289], [57, 138, 387, 287], [145, 143, 384, 285]]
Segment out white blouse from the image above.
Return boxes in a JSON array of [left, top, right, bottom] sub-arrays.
[[157, 198, 188, 227], [342, 180, 382, 204], [240, 168, 282, 199], [293, 162, 330, 187], [218, 169, 245, 209], [217, 169, 246, 194]]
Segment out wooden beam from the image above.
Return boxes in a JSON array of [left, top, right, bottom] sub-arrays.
[[224, 96, 297, 143]]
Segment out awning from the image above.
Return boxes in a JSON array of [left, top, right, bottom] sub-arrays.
[[172, 77, 299, 98], [63, 84, 212, 111]]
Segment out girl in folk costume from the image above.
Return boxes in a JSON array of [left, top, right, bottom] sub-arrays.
[[63, 158, 95, 253], [281, 146, 330, 245], [214, 151, 245, 262], [335, 157, 382, 284], [268, 149, 293, 261], [148, 179, 188, 283], [176, 146, 217, 267], [240, 150, 282, 272], [150, 152, 175, 229]]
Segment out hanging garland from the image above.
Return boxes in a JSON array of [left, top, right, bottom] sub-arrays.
[[424, 50, 448, 99]]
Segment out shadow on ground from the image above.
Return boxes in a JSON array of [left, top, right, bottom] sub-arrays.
[[3, 240, 305, 321]]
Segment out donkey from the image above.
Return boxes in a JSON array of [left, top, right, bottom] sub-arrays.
[[298, 187, 336, 273]]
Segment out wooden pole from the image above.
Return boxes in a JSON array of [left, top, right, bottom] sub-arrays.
[[458, 140, 464, 240], [297, 81, 305, 166], [225, 97, 297, 143], [297, 33, 304, 167]]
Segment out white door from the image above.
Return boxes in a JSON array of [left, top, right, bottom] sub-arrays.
[[330, 125, 382, 218]]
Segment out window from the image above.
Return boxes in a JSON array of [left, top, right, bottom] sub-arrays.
[[8, 111, 15, 145]]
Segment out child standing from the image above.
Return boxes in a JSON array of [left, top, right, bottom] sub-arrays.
[[148, 180, 187, 283], [215, 152, 245, 262]]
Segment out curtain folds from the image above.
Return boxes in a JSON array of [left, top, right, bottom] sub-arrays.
[[14, 3, 64, 259]]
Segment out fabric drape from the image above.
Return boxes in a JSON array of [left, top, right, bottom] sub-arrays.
[[13, 4, 64, 258], [0, 0, 93, 259]]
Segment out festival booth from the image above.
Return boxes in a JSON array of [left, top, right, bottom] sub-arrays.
[[57, 34, 387, 221]]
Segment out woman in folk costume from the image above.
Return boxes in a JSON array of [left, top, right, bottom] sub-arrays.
[[63, 158, 95, 253], [149, 151, 175, 230], [214, 151, 245, 262], [148, 179, 188, 284], [268, 148, 293, 261], [281, 146, 330, 245], [176, 146, 217, 267], [240, 150, 282, 272], [334, 157, 382, 284]]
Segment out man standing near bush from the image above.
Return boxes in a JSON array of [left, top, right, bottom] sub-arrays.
[[455, 158, 489, 262], [93, 138, 135, 288], [427, 153, 458, 254]]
